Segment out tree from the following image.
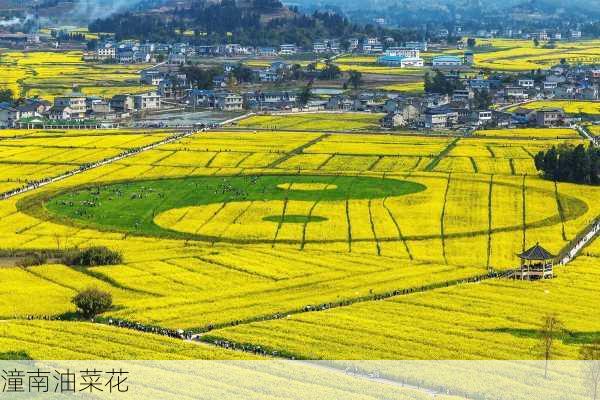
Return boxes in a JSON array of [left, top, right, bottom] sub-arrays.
[[347, 70, 363, 91], [535, 314, 564, 379], [467, 38, 476, 48], [581, 341, 600, 400], [534, 38, 540, 47], [535, 144, 599, 185], [473, 89, 492, 109], [72, 287, 113, 319], [0, 88, 14, 103], [62, 246, 122, 267], [298, 80, 313, 107], [319, 63, 341, 80]]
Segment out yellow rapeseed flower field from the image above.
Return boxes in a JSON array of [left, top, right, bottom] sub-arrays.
[[0, 125, 597, 367]]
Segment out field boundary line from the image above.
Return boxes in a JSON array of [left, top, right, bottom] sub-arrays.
[[267, 134, 329, 169], [440, 173, 452, 265], [554, 182, 568, 241], [424, 138, 460, 172], [521, 175, 527, 252], [382, 196, 413, 260], [486, 175, 494, 270]]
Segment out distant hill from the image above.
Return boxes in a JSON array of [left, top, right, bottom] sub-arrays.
[[287, 0, 599, 27], [87, 0, 387, 46]]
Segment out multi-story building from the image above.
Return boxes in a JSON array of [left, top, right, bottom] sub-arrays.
[[432, 55, 463, 67], [110, 95, 135, 113], [134, 92, 161, 111], [215, 93, 243, 112], [385, 48, 420, 58], [54, 95, 86, 119], [279, 44, 297, 55], [536, 108, 565, 127], [97, 44, 116, 60], [405, 41, 428, 52]]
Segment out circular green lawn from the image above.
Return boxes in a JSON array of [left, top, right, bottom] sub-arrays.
[[42, 175, 427, 243]]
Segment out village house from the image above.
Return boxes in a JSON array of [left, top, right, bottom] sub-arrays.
[[134, 92, 161, 111], [47, 106, 76, 120], [405, 41, 428, 51], [517, 79, 535, 89], [432, 55, 463, 67], [214, 93, 243, 112], [504, 86, 529, 100], [378, 55, 424, 67], [535, 108, 565, 127], [0, 101, 48, 127], [380, 103, 420, 128], [424, 108, 458, 128], [110, 95, 135, 113], [54, 95, 86, 119], [141, 69, 164, 86], [97, 44, 116, 60], [452, 89, 474, 102], [279, 44, 297, 55], [244, 91, 297, 111], [470, 110, 493, 126], [326, 96, 354, 111], [158, 75, 191, 100]]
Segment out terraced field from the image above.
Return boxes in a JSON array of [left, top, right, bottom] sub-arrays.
[[0, 123, 597, 371]]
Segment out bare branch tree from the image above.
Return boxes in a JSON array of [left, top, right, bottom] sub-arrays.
[[535, 314, 564, 379]]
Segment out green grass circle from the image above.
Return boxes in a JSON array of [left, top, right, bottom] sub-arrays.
[[41, 174, 427, 243]]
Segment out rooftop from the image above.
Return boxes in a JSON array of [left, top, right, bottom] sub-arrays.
[[518, 244, 555, 261]]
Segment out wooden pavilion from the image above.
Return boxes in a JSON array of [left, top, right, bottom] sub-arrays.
[[512, 243, 555, 280]]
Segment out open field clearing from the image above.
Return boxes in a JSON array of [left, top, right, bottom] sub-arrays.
[[0, 125, 597, 361], [474, 128, 581, 139], [237, 113, 385, 131], [0, 51, 151, 100], [510, 100, 600, 115]]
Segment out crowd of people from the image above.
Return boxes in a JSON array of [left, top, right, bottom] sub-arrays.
[[103, 318, 195, 341]]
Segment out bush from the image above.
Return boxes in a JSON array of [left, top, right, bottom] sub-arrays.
[[16, 252, 48, 267], [71, 287, 113, 319], [62, 246, 122, 267]]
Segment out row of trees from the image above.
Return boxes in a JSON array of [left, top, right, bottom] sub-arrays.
[[534, 144, 600, 185]]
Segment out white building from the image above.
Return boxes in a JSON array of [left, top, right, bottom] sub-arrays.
[[378, 55, 424, 67], [385, 47, 420, 58], [432, 56, 463, 67], [134, 92, 161, 111], [54, 95, 86, 119], [279, 44, 297, 55], [518, 79, 535, 89], [97, 45, 116, 60], [405, 41, 428, 51], [215, 93, 243, 112]]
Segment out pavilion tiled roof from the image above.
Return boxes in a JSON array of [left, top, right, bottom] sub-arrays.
[[518, 244, 555, 261]]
